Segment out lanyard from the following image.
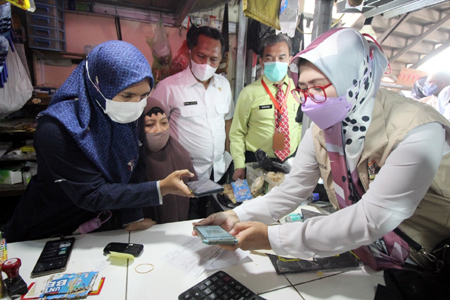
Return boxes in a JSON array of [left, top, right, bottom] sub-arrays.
[[261, 78, 291, 115]]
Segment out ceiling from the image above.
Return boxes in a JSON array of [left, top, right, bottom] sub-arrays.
[[337, 0, 450, 82], [79, 0, 233, 26], [80, 0, 449, 82]]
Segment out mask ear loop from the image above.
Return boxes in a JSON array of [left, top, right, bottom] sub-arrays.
[[362, 33, 392, 75], [98, 210, 112, 225]]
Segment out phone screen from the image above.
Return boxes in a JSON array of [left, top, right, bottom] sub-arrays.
[[187, 180, 224, 197], [31, 237, 75, 278], [194, 225, 238, 245]]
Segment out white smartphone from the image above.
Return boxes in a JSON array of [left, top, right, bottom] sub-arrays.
[[194, 225, 238, 245]]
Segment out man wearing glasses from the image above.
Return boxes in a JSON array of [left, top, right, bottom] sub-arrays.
[[229, 34, 302, 180]]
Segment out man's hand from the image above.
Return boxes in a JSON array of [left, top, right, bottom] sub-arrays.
[[232, 168, 246, 180], [124, 218, 156, 231], [219, 222, 271, 252], [192, 210, 240, 235], [160, 169, 194, 197]]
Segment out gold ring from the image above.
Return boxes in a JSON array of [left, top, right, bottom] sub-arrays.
[[135, 263, 155, 274]]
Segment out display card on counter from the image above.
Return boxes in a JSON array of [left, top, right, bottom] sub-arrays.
[[231, 180, 253, 202], [23, 271, 105, 299]]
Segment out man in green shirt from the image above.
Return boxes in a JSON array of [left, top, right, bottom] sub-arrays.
[[230, 34, 302, 180]]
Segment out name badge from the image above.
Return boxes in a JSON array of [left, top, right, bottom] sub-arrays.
[[259, 104, 273, 110], [184, 101, 198, 106]]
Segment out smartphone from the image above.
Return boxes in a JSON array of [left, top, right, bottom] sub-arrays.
[[187, 180, 224, 197], [103, 242, 144, 257], [194, 225, 238, 245], [31, 237, 75, 278]]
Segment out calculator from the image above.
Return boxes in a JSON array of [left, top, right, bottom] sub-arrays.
[[178, 271, 266, 300]]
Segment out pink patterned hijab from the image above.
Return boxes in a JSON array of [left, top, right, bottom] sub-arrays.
[[290, 28, 410, 270], [290, 28, 388, 205]]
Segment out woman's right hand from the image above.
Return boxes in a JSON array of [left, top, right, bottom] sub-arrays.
[[159, 169, 194, 197], [192, 210, 240, 235]]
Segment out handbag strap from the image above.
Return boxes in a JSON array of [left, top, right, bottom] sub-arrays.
[[393, 228, 423, 252], [394, 228, 437, 263]]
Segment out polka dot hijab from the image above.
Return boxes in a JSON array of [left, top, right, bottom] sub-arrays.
[[290, 28, 388, 205]]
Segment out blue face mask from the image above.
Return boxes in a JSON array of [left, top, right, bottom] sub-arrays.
[[422, 82, 439, 96], [263, 62, 288, 82]]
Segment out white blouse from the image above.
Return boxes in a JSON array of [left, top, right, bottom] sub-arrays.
[[234, 122, 448, 259]]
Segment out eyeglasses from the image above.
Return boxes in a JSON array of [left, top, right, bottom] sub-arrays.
[[291, 82, 333, 103]]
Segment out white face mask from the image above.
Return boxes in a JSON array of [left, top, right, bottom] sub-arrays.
[[190, 59, 218, 81], [86, 61, 146, 124], [102, 98, 147, 124]]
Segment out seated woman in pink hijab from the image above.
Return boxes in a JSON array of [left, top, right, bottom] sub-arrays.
[[142, 97, 199, 224]]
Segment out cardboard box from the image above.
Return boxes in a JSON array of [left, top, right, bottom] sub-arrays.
[[0, 166, 23, 185]]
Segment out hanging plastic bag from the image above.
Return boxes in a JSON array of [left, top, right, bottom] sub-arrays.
[[146, 19, 172, 84], [0, 46, 33, 118], [169, 40, 189, 76]]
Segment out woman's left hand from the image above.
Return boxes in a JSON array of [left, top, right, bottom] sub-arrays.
[[219, 221, 271, 251], [124, 218, 156, 231]]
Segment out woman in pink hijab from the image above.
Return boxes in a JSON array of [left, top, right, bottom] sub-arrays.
[[194, 28, 450, 273], [142, 97, 198, 224]]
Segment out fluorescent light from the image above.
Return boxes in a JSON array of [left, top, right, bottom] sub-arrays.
[[92, 3, 174, 25], [363, 0, 448, 19], [360, 24, 377, 40]]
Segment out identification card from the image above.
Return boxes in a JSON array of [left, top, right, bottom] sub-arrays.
[[273, 132, 285, 151]]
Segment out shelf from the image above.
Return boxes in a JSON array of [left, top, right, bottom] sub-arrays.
[[0, 119, 37, 134], [0, 183, 27, 197], [0, 155, 37, 162]]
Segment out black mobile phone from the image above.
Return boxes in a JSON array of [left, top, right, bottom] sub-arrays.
[[30, 237, 75, 278], [194, 225, 238, 245], [103, 242, 144, 257], [187, 180, 224, 197]]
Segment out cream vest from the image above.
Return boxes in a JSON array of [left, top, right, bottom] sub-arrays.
[[312, 88, 450, 267]]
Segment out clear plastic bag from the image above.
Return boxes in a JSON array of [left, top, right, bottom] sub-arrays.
[[146, 19, 172, 83], [0, 46, 33, 118]]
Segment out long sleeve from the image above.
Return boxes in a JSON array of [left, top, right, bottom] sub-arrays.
[[436, 86, 450, 121], [234, 123, 445, 259], [36, 117, 161, 211]]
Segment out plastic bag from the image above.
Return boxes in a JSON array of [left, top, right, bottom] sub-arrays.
[[0, 46, 33, 118], [169, 40, 189, 76], [146, 19, 172, 83]]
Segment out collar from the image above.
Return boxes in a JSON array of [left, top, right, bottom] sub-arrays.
[[262, 74, 290, 86]]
